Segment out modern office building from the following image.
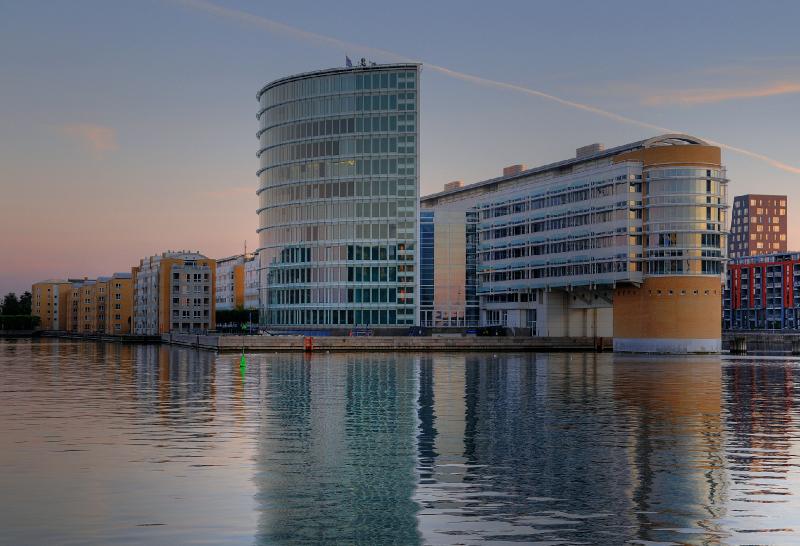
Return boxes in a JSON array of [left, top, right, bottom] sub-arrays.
[[215, 253, 258, 311], [728, 194, 787, 258], [256, 62, 420, 328], [724, 251, 800, 331], [422, 134, 729, 353], [419, 209, 479, 327], [132, 251, 216, 335], [31, 279, 72, 330]]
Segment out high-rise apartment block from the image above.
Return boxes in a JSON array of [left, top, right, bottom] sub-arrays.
[[422, 134, 729, 353], [728, 194, 787, 258], [256, 63, 420, 328], [132, 251, 216, 335]]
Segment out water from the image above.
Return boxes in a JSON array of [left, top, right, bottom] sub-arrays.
[[1, 340, 799, 545]]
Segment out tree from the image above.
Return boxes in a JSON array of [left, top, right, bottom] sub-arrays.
[[1, 293, 20, 315], [18, 291, 32, 315]]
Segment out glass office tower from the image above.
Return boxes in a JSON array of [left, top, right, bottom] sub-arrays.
[[256, 63, 420, 328]]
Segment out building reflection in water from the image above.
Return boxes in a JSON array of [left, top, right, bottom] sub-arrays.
[[722, 361, 800, 538], [415, 353, 733, 545], [253, 353, 421, 545], [6, 340, 800, 545], [612, 356, 727, 543]]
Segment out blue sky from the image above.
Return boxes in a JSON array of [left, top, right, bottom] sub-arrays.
[[1, 0, 799, 294]]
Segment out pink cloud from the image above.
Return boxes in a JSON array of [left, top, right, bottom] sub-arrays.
[[644, 81, 800, 106], [58, 123, 118, 152]]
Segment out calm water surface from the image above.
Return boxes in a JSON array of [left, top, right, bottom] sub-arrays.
[[1, 339, 800, 545]]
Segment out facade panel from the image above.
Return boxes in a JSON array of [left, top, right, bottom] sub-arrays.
[[418, 209, 479, 327]]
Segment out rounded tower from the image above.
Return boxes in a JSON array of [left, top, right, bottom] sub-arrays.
[[256, 63, 420, 328]]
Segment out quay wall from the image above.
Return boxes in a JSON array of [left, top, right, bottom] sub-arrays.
[[162, 334, 604, 353], [723, 331, 800, 354]]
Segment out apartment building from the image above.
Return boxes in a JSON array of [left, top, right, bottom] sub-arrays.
[[215, 253, 258, 311], [728, 194, 787, 258], [99, 273, 134, 334], [422, 134, 729, 353], [51, 273, 134, 334], [31, 280, 73, 330], [66, 279, 98, 333], [244, 256, 260, 311], [724, 252, 800, 331], [132, 251, 216, 335]]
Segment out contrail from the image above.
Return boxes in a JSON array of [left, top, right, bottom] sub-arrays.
[[175, 0, 800, 175]]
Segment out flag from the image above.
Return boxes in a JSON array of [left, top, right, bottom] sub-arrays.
[[346, 56, 352, 68]]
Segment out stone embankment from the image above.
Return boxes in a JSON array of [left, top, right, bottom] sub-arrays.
[[163, 333, 606, 353], [724, 331, 800, 355]]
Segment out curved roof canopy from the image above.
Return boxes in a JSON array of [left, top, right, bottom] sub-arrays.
[[643, 134, 709, 148]]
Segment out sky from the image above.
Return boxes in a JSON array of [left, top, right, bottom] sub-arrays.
[[1, 0, 799, 296]]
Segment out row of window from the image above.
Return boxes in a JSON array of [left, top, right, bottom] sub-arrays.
[[478, 177, 632, 220], [646, 178, 725, 196], [647, 168, 723, 180], [259, 220, 417, 246], [269, 265, 411, 285], [259, 177, 416, 208], [260, 199, 416, 227], [259, 113, 415, 149], [171, 272, 210, 281], [480, 259, 632, 284], [259, 91, 417, 128], [268, 285, 415, 305], [480, 234, 621, 261], [265, 307, 414, 326], [259, 70, 416, 108], [259, 135, 416, 166], [259, 156, 417, 186], [480, 207, 627, 241]]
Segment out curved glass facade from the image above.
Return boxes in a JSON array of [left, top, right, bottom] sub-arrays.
[[643, 166, 728, 275], [257, 64, 420, 327]]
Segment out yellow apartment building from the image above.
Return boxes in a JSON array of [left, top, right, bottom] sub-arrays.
[[31, 280, 73, 330]]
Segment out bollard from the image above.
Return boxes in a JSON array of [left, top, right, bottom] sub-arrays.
[[304, 336, 314, 352], [792, 338, 800, 356]]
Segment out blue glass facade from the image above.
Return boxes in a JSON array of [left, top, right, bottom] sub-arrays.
[[418, 209, 479, 327], [257, 64, 420, 327]]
